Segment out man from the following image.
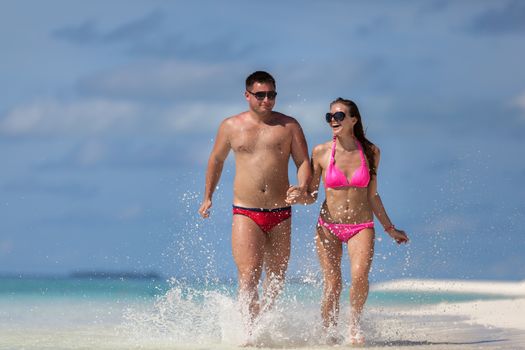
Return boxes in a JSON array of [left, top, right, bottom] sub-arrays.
[[198, 71, 311, 332]]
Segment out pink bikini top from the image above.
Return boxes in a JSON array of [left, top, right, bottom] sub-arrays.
[[324, 137, 370, 188]]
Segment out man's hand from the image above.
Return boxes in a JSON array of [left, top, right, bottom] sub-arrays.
[[285, 185, 306, 205], [198, 199, 212, 218]]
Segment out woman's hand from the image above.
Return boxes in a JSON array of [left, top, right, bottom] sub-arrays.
[[386, 227, 409, 244]]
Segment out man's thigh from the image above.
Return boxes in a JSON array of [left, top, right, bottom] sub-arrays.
[[264, 218, 291, 273], [232, 214, 266, 270]]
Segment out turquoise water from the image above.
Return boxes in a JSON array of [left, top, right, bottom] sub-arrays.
[[0, 276, 170, 300], [0, 276, 508, 305]]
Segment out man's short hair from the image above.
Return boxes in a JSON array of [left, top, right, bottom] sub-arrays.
[[245, 71, 276, 90]]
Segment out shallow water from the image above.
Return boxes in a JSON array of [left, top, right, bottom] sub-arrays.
[[0, 277, 516, 349]]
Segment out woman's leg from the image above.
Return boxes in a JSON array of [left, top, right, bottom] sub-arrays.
[[316, 224, 343, 329], [347, 228, 375, 342]]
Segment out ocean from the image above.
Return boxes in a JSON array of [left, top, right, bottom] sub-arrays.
[[0, 276, 513, 349]]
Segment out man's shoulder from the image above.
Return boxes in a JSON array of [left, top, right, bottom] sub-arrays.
[[220, 112, 248, 127], [271, 112, 302, 130], [272, 111, 297, 122]]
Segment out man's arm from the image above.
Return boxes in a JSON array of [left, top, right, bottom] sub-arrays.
[[287, 145, 323, 205], [198, 119, 232, 218], [289, 120, 311, 192]]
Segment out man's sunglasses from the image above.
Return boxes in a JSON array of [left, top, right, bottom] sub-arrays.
[[247, 91, 277, 101], [325, 111, 346, 123]]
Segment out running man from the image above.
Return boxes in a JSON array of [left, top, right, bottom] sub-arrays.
[[198, 71, 311, 335]]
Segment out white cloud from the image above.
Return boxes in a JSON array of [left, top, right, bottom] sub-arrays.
[[0, 98, 141, 135], [80, 60, 244, 101], [160, 102, 241, 132], [0, 97, 245, 137]]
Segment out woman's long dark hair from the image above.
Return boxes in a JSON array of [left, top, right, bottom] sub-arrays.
[[330, 97, 377, 177]]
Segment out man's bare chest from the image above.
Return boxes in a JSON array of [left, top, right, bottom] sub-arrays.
[[230, 127, 290, 154]]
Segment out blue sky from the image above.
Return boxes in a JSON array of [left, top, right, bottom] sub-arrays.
[[1, 1, 524, 281]]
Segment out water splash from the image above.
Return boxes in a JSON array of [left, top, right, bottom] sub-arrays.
[[120, 279, 242, 346], [118, 278, 422, 348]]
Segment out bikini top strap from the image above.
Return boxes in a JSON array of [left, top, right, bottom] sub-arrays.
[[355, 139, 366, 165], [330, 136, 337, 163]]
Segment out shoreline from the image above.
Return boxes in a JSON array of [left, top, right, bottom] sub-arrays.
[[372, 278, 525, 296]]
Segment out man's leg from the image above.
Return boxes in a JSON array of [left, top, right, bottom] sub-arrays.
[[261, 218, 291, 312], [231, 214, 266, 325]]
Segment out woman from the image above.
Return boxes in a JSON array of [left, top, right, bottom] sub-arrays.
[[288, 98, 409, 344]]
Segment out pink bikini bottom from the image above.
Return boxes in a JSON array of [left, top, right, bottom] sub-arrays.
[[318, 217, 374, 242]]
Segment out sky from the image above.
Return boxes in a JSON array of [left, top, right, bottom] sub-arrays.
[[1, 0, 524, 282]]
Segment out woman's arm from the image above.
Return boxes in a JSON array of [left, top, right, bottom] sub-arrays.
[[368, 146, 409, 244]]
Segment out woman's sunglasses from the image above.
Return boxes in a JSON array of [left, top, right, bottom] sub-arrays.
[[325, 111, 346, 123], [247, 91, 277, 101]]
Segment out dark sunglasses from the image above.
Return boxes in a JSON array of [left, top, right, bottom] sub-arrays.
[[325, 111, 346, 123], [247, 90, 277, 101]]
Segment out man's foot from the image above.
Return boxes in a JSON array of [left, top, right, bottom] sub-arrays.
[[322, 325, 344, 345], [326, 333, 344, 345], [239, 331, 256, 348]]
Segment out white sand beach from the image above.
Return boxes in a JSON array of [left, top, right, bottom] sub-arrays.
[[373, 279, 525, 297], [366, 279, 525, 349], [372, 279, 525, 330]]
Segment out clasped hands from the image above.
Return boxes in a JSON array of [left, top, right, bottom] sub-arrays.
[[285, 185, 308, 205]]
